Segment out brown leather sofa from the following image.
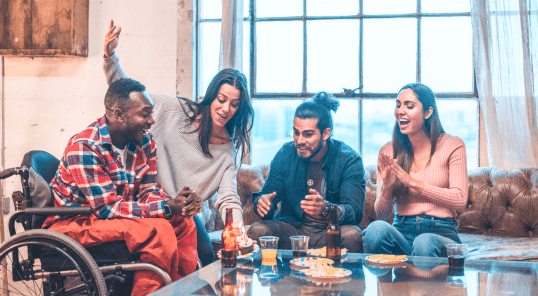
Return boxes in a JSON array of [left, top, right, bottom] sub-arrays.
[[200, 164, 538, 261]]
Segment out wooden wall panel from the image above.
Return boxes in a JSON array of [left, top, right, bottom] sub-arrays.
[[0, 0, 88, 57], [0, 0, 32, 50]]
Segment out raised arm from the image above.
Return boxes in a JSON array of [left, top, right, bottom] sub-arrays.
[[103, 20, 129, 85]]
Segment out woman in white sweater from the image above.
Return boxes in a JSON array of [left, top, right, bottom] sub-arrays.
[[103, 21, 254, 266]]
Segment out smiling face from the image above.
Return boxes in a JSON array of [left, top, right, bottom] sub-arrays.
[[293, 117, 331, 159], [121, 91, 155, 144], [395, 88, 432, 136], [210, 83, 241, 130]]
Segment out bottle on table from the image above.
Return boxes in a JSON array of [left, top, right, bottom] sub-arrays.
[[326, 205, 341, 262], [221, 208, 237, 267]]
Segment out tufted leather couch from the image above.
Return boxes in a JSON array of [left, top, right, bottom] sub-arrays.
[[200, 164, 538, 261]]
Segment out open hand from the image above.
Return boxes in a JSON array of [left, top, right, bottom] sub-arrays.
[[377, 153, 397, 190], [300, 189, 325, 216], [257, 192, 276, 218], [104, 20, 122, 58]]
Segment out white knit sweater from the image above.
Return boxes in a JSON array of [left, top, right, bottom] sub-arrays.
[[104, 53, 243, 224]]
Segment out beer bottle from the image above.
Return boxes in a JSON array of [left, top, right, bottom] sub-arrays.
[[326, 205, 341, 262], [221, 208, 237, 267]]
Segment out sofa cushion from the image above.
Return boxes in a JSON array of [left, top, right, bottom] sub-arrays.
[[460, 233, 538, 262]]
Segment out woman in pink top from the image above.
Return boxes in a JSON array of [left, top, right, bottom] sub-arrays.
[[362, 83, 468, 257]]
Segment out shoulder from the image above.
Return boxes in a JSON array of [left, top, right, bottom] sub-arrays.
[[151, 95, 193, 116], [436, 134, 465, 151], [332, 139, 360, 159], [379, 142, 393, 155]]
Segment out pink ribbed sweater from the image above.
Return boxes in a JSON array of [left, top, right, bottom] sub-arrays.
[[374, 134, 468, 220]]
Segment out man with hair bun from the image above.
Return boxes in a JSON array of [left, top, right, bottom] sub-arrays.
[[248, 92, 366, 252]]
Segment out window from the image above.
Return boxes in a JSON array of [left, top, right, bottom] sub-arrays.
[[195, 0, 478, 168]]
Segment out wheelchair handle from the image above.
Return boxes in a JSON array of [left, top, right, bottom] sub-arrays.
[[0, 167, 27, 180]]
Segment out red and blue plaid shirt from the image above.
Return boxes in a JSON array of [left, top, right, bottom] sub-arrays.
[[43, 115, 170, 228]]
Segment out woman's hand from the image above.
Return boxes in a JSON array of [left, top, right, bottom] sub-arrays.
[[389, 159, 425, 195], [104, 20, 122, 58], [378, 153, 397, 190]]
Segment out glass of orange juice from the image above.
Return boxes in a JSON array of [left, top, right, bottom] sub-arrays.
[[259, 236, 279, 260]]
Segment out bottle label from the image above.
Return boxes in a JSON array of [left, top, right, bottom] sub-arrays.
[[327, 248, 340, 257]]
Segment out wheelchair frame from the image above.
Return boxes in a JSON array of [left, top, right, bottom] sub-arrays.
[[0, 152, 173, 296]]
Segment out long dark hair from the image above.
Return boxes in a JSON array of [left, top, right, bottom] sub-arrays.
[[392, 83, 445, 198], [181, 68, 253, 163], [295, 91, 340, 135]]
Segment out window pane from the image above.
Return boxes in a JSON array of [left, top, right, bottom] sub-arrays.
[[362, 99, 479, 169], [257, 21, 303, 93], [437, 99, 478, 169], [199, 22, 221, 97], [307, 0, 359, 16], [307, 20, 359, 93], [332, 99, 359, 154], [256, 0, 302, 18], [363, 18, 417, 93], [251, 100, 302, 165], [201, 0, 222, 19], [422, 0, 471, 13], [363, 0, 416, 15], [251, 99, 359, 165], [421, 17, 473, 93], [362, 99, 395, 167]]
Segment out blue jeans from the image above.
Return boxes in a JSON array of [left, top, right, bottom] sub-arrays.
[[363, 215, 461, 257], [247, 220, 363, 253], [193, 214, 215, 266]]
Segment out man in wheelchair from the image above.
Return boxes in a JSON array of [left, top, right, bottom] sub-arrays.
[[41, 78, 202, 295]]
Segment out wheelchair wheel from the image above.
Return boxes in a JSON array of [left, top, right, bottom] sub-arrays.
[[0, 229, 107, 296]]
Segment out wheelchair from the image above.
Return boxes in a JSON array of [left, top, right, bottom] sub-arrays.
[[0, 150, 178, 296]]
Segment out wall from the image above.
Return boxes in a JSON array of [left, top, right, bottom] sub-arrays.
[[0, 0, 193, 239]]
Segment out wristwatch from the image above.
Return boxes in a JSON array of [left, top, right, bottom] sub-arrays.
[[319, 200, 332, 218], [163, 204, 174, 220]]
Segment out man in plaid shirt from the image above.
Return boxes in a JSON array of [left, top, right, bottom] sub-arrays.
[[44, 78, 202, 296]]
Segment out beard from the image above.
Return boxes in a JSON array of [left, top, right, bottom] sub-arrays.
[[296, 138, 325, 160]]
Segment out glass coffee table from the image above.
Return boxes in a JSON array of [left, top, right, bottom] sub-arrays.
[[150, 250, 538, 295]]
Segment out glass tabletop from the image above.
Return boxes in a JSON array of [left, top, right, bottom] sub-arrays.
[[151, 250, 538, 296]]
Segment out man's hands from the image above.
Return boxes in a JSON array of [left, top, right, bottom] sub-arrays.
[[166, 186, 203, 218], [256, 192, 276, 218], [300, 189, 325, 216], [104, 20, 121, 58]]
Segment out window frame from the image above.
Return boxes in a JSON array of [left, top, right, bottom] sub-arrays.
[[194, 0, 479, 165]]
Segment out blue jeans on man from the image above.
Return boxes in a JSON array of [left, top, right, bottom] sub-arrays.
[[363, 215, 461, 257]]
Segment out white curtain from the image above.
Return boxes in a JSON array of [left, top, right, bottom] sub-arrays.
[[219, 0, 244, 70], [472, 0, 538, 169]]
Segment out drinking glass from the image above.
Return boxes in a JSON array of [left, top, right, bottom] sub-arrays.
[[290, 235, 309, 258], [446, 244, 465, 269], [259, 236, 279, 260]]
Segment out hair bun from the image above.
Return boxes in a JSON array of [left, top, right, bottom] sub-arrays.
[[313, 91, 340, 112]]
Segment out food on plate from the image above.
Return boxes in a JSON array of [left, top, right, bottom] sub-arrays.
[[366, 254, 407, 263], [308, 247, 348, 257], [305, 261, 351, 278]]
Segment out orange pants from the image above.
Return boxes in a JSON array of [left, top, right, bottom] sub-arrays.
[[48, 214, 197, 296]]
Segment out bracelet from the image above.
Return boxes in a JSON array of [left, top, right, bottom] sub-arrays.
[[319, 200, 331, 218], [163, 204, 174, 220]]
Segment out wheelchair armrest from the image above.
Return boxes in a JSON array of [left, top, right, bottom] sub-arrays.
[[9, 207, 94, 236]]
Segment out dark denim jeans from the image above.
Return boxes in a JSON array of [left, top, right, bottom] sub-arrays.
[[363, 214, 461, 257], [247, 220, 363, 253]]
